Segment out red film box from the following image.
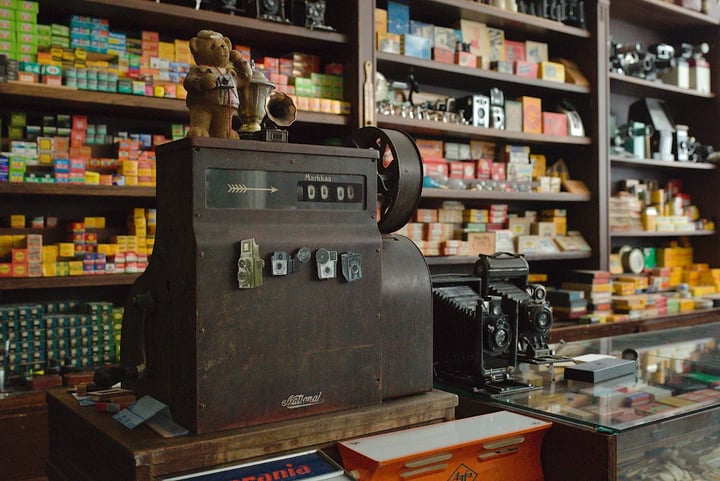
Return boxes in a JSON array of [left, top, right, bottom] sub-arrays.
[[476, 158, 492, 179], [542, 112, 568, 136], [515, 60, 538, 78], [433, 47, 454, 64]]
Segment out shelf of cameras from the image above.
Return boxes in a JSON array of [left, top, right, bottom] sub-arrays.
[[609, 0, 720, 28], [0, 82, 349, 127], [0, 273, 141, 291], [376, 52, 591, 96], [377, 114, 590, 146], [393, 0, 591, 39], [424, 251, 591, 265], [609, 155, 716, 171], [608, 36, 713, 98], [38, 0, 349, 53], [422, 188, 589, 202]]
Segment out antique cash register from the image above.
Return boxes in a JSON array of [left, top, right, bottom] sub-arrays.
[[119, 128, 432, 434]]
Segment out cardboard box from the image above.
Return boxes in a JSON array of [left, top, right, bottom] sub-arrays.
[[515, 60, 538, 78], [387, 1, 409, 35], [402, 34, 431, 59], [539, 61, 565, 82], [466, 232, 495, 255], [432, 47, 454, 64], [377, 32, 401, 54], [520, 96, 542, 134], [542, 112, 568, 136], [504, 100, 522, 131]]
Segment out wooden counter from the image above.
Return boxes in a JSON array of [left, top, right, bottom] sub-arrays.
[[0, 389, 51, 481], [46, 389, 458, 481]]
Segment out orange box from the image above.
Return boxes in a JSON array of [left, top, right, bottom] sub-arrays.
[[415, 139, 444, 160], [12, 248, 27, 263], [12, 262, 28, 277], [0, 263, 11, 277], [520, 96, 542, 134]]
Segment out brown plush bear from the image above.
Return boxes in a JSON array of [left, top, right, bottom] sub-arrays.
[[184, 30, 247, 139]]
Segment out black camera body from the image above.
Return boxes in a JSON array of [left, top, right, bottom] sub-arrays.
[[476, 253, 553, 361], [432, 253, 553, 395]]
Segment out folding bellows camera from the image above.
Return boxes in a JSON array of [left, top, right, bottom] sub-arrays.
[[433, 253, 553, 395]]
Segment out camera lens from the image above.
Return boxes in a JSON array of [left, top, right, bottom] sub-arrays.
[[530, 306, 552, 332], [493, 327, 510, 349], [316, 248, 329, 263]]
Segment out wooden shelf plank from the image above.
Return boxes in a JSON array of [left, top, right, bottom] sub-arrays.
[[425, 251, 592, 266], [377, 52, 591, 95], [610, 73, 715, 99], [0, 273, 141, 290], [422, 189, 590, 202], [0, 82, 349, 126], [550, 309, 720, 343], [36, 0, 348, 52], [610, 155, 716, 170], [609, 0, 720, 27], [0, 182, 156, 198], [610, 230, 715, 237], [378, 114, 592, 145], [408, 0, 591, 38]]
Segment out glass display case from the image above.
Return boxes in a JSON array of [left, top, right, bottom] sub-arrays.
[[443, 322, 720, 481]]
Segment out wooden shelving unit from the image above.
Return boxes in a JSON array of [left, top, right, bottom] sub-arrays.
[[377, 52, 591, 95], [422, 188, 591, 202], [0, 182, 156, 198], [0, 273, 141, 290], [378, 113, 592, 145], [0, 81, 349, 126]]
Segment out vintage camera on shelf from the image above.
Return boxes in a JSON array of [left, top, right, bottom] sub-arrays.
[[432, 253, 555, 396], [246, 0, 289, 23], [609, 41, 658, 79], [288, 0, 335, 31], [515, 0, 585, 28]]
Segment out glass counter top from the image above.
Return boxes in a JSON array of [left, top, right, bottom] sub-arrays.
[[455, 322, 720, 433]]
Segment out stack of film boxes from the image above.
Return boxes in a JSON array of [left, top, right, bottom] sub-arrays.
[[0, 0, 40, 67], [0, 301, 118, 380]]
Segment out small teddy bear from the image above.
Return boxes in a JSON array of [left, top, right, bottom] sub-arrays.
[[183, 30, 247, 139]]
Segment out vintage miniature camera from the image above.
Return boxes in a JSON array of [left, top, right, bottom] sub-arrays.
[[216, 72, 234, 89], [455, 95, 490, 128], [271, 251, 290, 276], [237, 238, 265, 288], [315, 248, 337, 280], [341, 252, 363, 283], [490, 88, 505, 130]]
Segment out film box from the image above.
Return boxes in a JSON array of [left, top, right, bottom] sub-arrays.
[[564, 357, 636, 383]]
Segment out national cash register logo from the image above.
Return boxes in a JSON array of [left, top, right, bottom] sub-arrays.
[[281, 391, 323, 409]]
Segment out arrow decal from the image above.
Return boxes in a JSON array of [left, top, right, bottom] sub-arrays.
[[227, 184, 279, 194]]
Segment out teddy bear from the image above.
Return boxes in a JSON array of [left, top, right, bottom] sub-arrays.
[[183, 30, 251, 139]]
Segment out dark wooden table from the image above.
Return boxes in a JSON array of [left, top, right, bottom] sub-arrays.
[[46, 389, 458, 481]]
